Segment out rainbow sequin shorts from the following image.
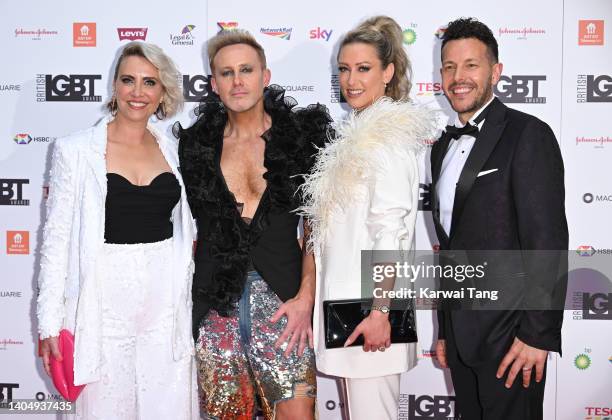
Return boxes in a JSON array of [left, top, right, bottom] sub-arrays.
[[195, 271, 316, 419]]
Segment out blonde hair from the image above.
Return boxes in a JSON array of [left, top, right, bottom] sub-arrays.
[[207, 29, 267, 72], [339, 15, 412, 100], [107, 42, 182, 119]]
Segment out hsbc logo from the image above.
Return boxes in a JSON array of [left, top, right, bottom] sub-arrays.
[[117, 27, 148, 41], [14, 133, 55, 144]]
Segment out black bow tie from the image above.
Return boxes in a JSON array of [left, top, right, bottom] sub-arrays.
[[444, 123, 479, 140]]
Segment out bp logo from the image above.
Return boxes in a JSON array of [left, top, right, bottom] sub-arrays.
[[574, 353, 591, 370], [403, 29, 417, 45]]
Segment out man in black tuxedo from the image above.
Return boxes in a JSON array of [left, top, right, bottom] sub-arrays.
[[430, 18, 568, 420]]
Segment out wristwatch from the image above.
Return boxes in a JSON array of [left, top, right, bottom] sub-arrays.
[[371, 304, 390, 314]]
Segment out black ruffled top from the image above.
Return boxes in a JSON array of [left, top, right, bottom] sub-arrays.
[[175, 85, 332, 336]]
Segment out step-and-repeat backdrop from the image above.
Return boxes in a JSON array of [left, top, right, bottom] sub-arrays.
[[1, 0, 610, 418]]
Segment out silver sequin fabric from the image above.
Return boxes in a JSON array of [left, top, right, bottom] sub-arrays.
[[196, 271, 316, 419]]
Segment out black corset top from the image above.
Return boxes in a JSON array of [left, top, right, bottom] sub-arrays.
[[104, 172, 180, 244]]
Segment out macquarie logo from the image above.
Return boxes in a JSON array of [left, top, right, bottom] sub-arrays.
[[36, 74, 102, 102], [579, 20, 604, 46], [494, 75, 546, 104], [117, 27, 148, 41], [583, 192, 612, 204], [182, 74, 211, 102], [280, 84, 315, 93], [577, 74, 612, 103], [73, 22, 96, 47], [7, 231, 29, 255], [0, 179, 29, 206], [260, 27, 292, 40], [0, 291, 22, 298], [0, 83, 21, 93], [309, 27, 333, 41]]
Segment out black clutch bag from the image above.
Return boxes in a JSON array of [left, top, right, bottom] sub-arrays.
[[323, 299, 417, 349]]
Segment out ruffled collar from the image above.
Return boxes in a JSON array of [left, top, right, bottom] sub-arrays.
[[176, 85, 332, 315]]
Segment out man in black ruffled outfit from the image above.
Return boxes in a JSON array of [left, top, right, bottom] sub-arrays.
[[177, 29, 331, 420]]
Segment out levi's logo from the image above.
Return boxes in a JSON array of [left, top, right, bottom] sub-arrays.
[[117, 27, 148, 41]]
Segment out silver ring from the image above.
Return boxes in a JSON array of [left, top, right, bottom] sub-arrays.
[[522, 367, 531, 371], [378, 346, 386, 352]]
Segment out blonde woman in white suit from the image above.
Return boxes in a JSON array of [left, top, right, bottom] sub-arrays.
[[36, 42, 198, 419], [300, 16, 435, 420]]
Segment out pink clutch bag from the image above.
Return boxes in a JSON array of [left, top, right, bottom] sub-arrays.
[[49, 329, 85, 402]]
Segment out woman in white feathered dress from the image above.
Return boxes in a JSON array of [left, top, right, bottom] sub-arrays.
[[299, 16, 436, 419]]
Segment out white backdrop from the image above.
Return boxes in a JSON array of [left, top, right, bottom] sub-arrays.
[[1, 0, 611, 419]]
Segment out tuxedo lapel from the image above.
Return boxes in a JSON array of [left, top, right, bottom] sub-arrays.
[[449, 99, 507, 238], [431, 131, 452, 248], [432, 132, 452, 186]]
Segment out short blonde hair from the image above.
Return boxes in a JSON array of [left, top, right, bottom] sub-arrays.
[[108, 42, 183, 119], [207, 30, 267, 73]]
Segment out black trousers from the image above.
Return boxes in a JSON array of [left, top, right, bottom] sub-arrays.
[[445, 324, 547, 420]]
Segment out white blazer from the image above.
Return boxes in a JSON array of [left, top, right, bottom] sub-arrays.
[[313, 149, 420, 378], [300, 98, 434, 378], [36, 116, 196, 386]]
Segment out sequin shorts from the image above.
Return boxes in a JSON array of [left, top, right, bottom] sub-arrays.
[[195, 271, 316, 419]]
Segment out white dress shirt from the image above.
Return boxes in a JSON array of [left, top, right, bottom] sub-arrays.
[[437, 96, 495, 236]]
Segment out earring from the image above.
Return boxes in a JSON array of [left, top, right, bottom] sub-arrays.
[[110, 95, 118, 116], [156, 101, 167, 120]]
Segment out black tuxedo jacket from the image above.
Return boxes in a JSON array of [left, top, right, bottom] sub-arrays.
[[430, 98, 568, 365]]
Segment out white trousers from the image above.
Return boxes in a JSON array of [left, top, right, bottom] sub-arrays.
[[344, 374, 401, 420], [69, 239, 197, 420]]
